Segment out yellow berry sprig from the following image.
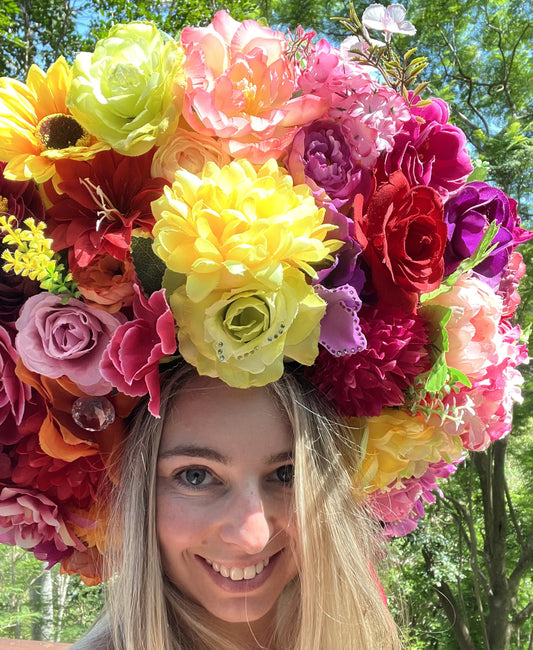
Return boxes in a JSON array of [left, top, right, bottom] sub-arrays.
[[0, 215, 80, 297]]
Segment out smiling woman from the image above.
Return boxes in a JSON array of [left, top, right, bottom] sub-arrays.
[[69, 362, 400, 650]]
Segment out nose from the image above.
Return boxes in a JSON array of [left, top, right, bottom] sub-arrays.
[[218, 485, 271, 555]]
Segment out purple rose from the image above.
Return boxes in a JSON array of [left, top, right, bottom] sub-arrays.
[[444, 181, 533, 287], [0, 324, 44, 444], [15, 293, 123, 395], [286, 119, 373, 209], [382, 97, 473, 200]]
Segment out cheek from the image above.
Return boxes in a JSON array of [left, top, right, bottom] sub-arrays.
[[156, 491, 211, 554]]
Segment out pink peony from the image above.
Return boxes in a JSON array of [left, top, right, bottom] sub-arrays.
[[0, 486, 86, 567], [100, 285, 177, 417], [424, 273, 502, 378], [369, 460, 458, 536], [0, 323, 44, 444], [306, 304, 430, 416], [15, 293, 124, 396], [180, 11, 328, 163]]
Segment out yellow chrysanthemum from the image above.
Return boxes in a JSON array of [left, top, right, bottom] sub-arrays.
[[152, 158, 341, 302], [0, 57, 109, 182], [352, 409, 464, 492]]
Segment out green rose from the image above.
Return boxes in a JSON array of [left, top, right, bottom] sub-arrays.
[[67, 22, 185, 156], [170, 269, 326, 388]]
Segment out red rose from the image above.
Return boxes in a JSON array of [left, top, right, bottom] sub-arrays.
[[354, 170, 446, 311]]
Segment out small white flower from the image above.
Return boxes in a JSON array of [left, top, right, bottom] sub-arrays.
[[362, 3, 416, 43], [340, 34, 385, 61]]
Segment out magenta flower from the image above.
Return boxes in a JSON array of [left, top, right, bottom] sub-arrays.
[[444, 181, 533, 287], [15, 293, 123, 395], [369, 461, 458, 536], [381, 97, 473, 200], [306, 304, 430, 416], [0, 487, 86, 567], [100, 284, 177, 417], [0, 324, 44, 445]]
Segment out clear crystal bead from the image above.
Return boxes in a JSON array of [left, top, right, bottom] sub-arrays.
[[71, 396, 116, 432]]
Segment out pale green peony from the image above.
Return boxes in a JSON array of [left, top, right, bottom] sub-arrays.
[[67, 22, 185, 156], [169, 269, 326, 388]]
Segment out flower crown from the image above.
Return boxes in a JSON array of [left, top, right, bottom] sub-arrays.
[[0, 4, 531, 585]]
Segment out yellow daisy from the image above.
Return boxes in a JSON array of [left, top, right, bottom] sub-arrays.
[[0, 56, 109, 183]]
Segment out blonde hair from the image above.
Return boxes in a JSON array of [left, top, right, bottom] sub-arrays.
[[91, 363, 400, 650]]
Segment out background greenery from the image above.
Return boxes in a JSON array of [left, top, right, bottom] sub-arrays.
[[1, 0, 532, 647]]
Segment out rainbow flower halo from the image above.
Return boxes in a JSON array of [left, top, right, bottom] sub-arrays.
[[0, 4, 531, 584]]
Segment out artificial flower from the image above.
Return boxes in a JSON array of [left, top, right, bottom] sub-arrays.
[[60, 545, 105, 586], [0, 57, 109, 182], [171, 269, 326, 388], [423, 273, 502, 378], [362, 3, 416, 42], [314, 284, 367, 356], [15, 293, 124, 396], [152, 158, 339, 302], [307, 304, 430, 416], [151, 126, 231, 181], [0, 161, 45, 222], [285, 119, 373, 210], [444, 181, 533, 287], [15, 362, 132, 464], [354, 170, 447, 310], [0, 487, 86, 566], [498, 251, 526, 318], [353, 409, 463, 492], [45, 149, 168, 267], [0, 266, 39, 323], [68, 22, 185, 156], [0, 324, 44, 444], [73, 252, 136, 313], [379, 97, 473, 200], [180, 11, 328, 163], [100, 285, 177, 417], [11, 433, 106, 511]]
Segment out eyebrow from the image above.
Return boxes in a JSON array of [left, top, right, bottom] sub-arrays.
[[158, 444, 293, 466]]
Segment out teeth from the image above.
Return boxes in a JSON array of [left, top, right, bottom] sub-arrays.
[[206, 557, 271, 580]]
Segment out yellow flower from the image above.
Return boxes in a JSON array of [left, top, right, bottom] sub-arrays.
[[0, 57, 109, 182], [169, 268, 326, 388], [152, 158, 341, 302], [351, 409, 463, 492]]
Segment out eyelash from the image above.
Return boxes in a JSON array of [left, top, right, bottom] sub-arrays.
[[171, 464, 294, 490]]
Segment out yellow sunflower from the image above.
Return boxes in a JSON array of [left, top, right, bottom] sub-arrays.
[[0, 56, 109, 183]]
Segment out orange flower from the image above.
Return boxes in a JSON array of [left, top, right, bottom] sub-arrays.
[[60, 546, 105, 586], [74, 253, 136, 313], [15, 361, 137, 464]]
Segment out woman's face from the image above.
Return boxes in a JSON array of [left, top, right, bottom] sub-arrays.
[[156, 376, 298, 630]]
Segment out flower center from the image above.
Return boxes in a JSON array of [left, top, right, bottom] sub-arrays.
[[36, 113, 91, 151]]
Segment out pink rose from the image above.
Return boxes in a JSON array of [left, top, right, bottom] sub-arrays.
[[180, 11, 328, 163], [0, 487, 85, 567], [0, 324, 44, 444], [100, 285, 177, 417], [15, 293, 123, 395]]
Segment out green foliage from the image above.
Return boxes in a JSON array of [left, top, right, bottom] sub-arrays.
[[0, 545, 103, 642]]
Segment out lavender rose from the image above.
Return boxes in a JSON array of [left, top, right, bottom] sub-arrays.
[[15, 293, 123, 395], [444, 181, 533, 287], [286, 119, 373, 210]]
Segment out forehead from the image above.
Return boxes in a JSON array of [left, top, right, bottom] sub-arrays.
[[160, 376, 293, 459]]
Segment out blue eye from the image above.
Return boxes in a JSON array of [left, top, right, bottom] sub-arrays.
[[275, 464, 294, 484], [178, 468, 211, 487]]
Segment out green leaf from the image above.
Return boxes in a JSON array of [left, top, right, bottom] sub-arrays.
[[131, 235, 167, 295]]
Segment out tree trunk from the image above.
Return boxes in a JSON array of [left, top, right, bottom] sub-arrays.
[[40, 569, 54, 641]]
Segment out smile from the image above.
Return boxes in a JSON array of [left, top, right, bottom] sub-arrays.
[[205, 556, 271, 581]]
